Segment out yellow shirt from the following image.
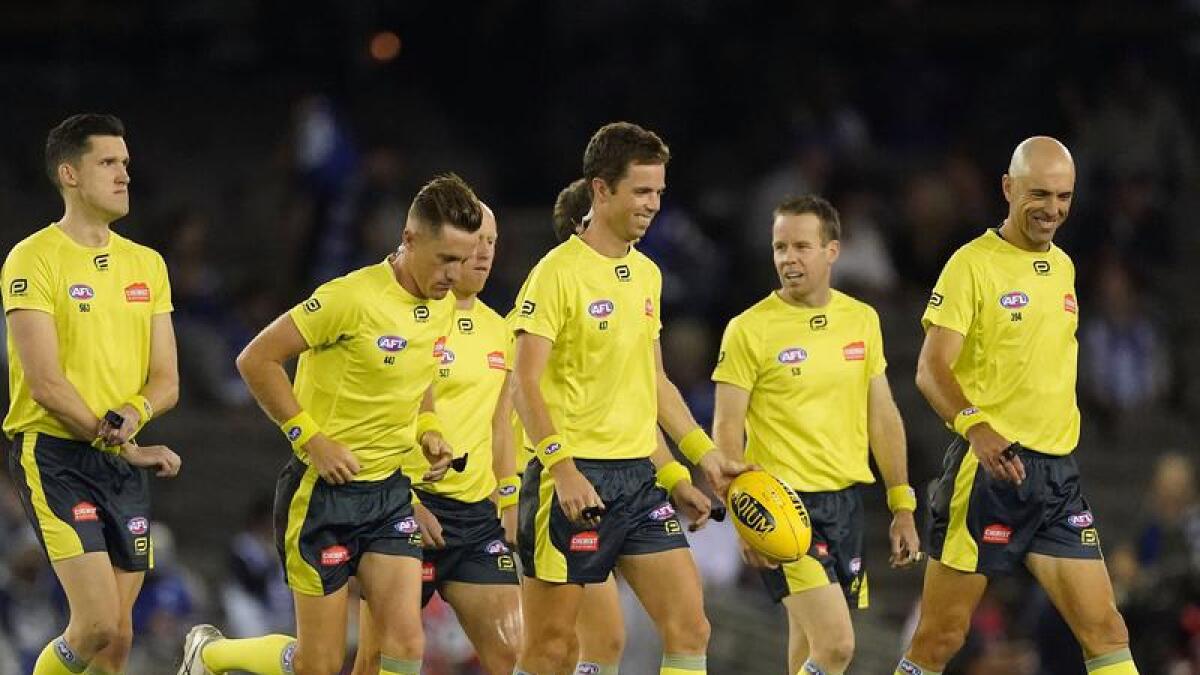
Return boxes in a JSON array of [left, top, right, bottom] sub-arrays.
[[404, 300, 508, 501], [922, 229, 1080, 454], [2, 225, 172, 439], [289, 260, 454, 481], [503, 305, 536, 472], [511, 235, 661, 460], [713, 290, 886, 492]]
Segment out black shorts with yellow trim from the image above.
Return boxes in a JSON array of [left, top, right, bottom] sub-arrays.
[[760, 486, 868, 609], [929, 436, 1103, 577], [414, 488, 518, 606], [517, 457, 689, 584], [273, 456, 422, 597], [6, 432, 154, 571]]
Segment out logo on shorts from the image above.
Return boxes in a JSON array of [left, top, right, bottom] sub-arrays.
[[1081, 528, 1100, 547], [1068, 511, 1094, 528], [422, 561, 436, 582], [665, 519, 682, 535], [1064, 293, 1078, 314], [68, 284, 94, 301], [999, 291, 1029, 309], [395, 517, 419, 534], [127, 516, 149, 535], [649, 503, 676, 521], [849, 557, 862, 575], [982, 523, 1013, 544], [498, 554, 515, 570], [570, 531, 599, 552], [124, 282, 151, 302], [72, 502, 99, 522], [777, 347, 808, 365], [485, 539, 510, 555], [377, 335, 408, 352], [320, 545, 350, 566], [815, 542, 829, 557], [843, 341, 866, 361], [487, 351, 506, 370], [588, 300, 615, 319], [134, 536, 150, 555]]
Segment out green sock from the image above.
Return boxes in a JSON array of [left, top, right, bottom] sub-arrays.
[[380, 655, 421, 674], [1086, 648, 1139, 674], [33, 637, 87, 674], [202, 634, 296, 674]]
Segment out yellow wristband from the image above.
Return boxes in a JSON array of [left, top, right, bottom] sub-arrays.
[[656, 460, 691, 494], [536, 434, 571, 470], [952, 406, 989, 437], [497, 475, 520, 510], [125, 395, 153, 425], [677, 427, 715, 464], [887, 484, 918, 513], [90, 437, 122, 456], [280, 411, 321, 450], [415, 411, 444, 443]]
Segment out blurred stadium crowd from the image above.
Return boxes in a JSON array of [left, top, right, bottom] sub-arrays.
[[1, 2, 1199, 673]]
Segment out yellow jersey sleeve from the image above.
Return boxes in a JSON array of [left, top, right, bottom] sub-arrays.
[[511, 262, 566, 341], [922, 248, 976, 335], [712, 314, 759, 392], [289, 278, 361, 350], [151, 252, 173, 315], [2, 243, 54, 314], [867, 307, 887, 378]]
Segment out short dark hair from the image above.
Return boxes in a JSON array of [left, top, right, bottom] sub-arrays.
[[774, 195, 841, 244], [582, 122, 670, 191], [409, 173, 482, 234], [552, 178, 592, 242], [45, 114, 125, 188]]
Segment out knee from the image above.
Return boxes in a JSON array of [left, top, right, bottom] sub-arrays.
[[523, 624, 578, 668], [812, 633, 855, 670], [72, 617, 119, 655], [661, 610, 710, 654], [106, 624, 134, 660], [911, 618, 969, 667], [1078, 610, 1130, 656], [479, 641, 519, 674], [579, 631, 625, 664], [293, 645, 346, 675]]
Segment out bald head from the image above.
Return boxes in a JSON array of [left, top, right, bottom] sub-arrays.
[[1007, 136, 1074, 178]]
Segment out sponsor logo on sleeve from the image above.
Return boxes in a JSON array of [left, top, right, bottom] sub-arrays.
[[72, 502, 99, 522], [487, 351, 506, 370], [570, 531, 600, 552], [302, 298, 322, 313], [126, 516, 149, 535], [843, 341, 866, 361], [376, 335, 408, 352], [928, 292, 943, 308], [777, 347, 808, 364], [9, 278, 28, 296], [1064, 293, 1078, 314], [519, 300, 536, 317], [645, 298, 654, 317], [68, 284, 94, 301], [124, 282, 151, 302], [320, 545, 350, 566], [982, 523, 1013, 544], [588, 300, 615, 319], [999, 291, 1029, 309]]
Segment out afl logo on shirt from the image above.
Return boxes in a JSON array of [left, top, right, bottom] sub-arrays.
[[588, 300, 614, 318], [68, 284, 94, 300], [777, 347, 808, 364], [376, 336, 408, 352], [999, 291, 1029, 309]]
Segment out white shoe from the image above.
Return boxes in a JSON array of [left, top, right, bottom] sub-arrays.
[[178, 623, 223, 675]]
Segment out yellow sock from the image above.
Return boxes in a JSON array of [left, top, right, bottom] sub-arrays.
[[1086, 648, 1139, 674], [380, 655, 421, 674], [661, 653, 706, 674], [894, 658, 940, 675], [33, 637, 86, 674], [202, 634, 296, 674]]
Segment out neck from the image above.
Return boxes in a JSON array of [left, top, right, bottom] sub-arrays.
[[580, 216, 631, 258], [57, 199, 114, 247], [777, 285, 832, 308], [390, 250, 425, 298], [998, 218, 1049, 252], [453, 289, 477, 310]]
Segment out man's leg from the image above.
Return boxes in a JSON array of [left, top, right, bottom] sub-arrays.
[[441, 581, 522, 674], [33, 553, 121, 674], [352, 595, 381, 675], [617, 549, 710, 675], [85, 567, 145, 674], [356, 553, 426, 675], [1024, 554, 1138, 673], [574, 575, 624, 674], [896, 560, 988, 674], [782, 583, 853, 675], [197, 588, 346, 675], [518, 577, 585, 674]]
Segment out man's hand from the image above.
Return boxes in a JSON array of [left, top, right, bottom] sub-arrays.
[[966, 424, 1024, 484], [550, 461, 605, 527], [98, 404, 142, 446], [738, 537, 779, 570], [119, 442, 181, 478], [697, 451, 754, 499], [414, 502, 445, 549], [500, 505, 517, 547], [670, 480, 713, 531], [305, 434, 360, 485], [888, 510, 922, 568], [420, 431, 454, 482]]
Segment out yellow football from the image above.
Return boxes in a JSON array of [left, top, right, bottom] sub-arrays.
[[726, 470, 812, 563]]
